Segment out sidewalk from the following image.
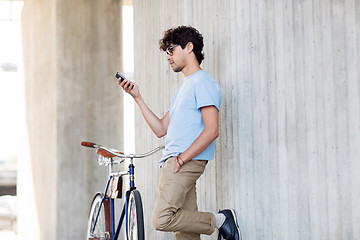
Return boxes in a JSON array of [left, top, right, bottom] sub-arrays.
[[0, 230, 18, 240], [0, 195, 17, 240]]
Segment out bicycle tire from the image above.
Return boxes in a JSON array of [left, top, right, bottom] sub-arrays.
[[127, 190, 145, 240], [87, 193, 111, 240]]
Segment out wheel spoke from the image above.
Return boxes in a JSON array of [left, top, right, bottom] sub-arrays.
[[87, 194, 110, 240]]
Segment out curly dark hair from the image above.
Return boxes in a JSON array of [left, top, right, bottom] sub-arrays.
[[159, 26, 204, 65]]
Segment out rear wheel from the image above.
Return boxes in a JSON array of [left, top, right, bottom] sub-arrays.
[[87, 193, 111, 240], [127, 190, 145, 240]]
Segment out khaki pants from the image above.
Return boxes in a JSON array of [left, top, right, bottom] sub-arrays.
[[152, 157, 215, 240]]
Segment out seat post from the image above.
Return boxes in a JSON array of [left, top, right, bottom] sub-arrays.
[[108, 158, 114, 174]]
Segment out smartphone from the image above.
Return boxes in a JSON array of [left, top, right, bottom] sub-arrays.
[[115, 72, 126, 82], [115, 72, 134, 89]]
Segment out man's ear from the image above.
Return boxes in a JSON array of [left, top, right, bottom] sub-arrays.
[[186, 42, 194, 53]]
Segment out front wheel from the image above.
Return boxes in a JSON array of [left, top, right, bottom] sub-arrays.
[[87, 193, 111, 240], [127, 190, 145, 240]]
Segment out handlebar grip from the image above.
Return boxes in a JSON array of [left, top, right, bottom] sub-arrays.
[[81, 141, 97, 148]]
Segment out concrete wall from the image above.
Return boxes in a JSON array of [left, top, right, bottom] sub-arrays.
[[133, 0, 360, 239], [20, 0, 123, 239]]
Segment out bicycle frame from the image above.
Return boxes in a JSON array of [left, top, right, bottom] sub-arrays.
[[82, 142, 164, 240], [92, 160, 135, 240]]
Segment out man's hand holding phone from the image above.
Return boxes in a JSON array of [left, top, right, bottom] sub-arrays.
[[116, 72, 140, 99]]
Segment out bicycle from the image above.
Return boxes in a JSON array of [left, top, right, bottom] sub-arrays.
[[81, 141, 164, 240]]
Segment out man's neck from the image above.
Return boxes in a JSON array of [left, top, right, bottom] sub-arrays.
[[182, 64, 202, 77]]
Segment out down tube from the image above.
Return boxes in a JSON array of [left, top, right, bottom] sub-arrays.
[[114, 201, 126, 240]]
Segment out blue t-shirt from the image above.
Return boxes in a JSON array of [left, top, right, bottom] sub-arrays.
[[159, 70, 221, 165]]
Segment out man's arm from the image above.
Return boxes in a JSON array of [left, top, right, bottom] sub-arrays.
[[174, 105, 219, 173], [135, 97, 169, 138], [119, 79, 169, 138]]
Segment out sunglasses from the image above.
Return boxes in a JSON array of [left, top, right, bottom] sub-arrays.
[[165, 44, 179, 56]]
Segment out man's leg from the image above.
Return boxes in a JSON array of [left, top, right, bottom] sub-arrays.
[[152, 157, 215, 236], [174, 184, 200, 240]]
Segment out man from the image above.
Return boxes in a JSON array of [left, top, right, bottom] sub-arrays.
[[119, 26, 241, 240]]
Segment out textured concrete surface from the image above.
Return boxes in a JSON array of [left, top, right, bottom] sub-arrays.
[[133, 1, 360, 239], [20, 0, 123, 239]]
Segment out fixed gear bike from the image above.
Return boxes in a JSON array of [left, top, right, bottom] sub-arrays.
[[81, 141, 164, 240]]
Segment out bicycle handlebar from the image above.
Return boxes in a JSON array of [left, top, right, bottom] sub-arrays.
[[81, 141, 98, 148], [81, 141, 164, 159]]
